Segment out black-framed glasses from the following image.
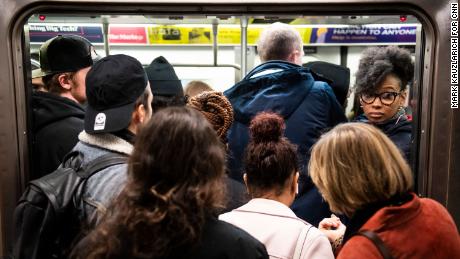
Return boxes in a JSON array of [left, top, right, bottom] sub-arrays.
[[360, 91, 402, 106]]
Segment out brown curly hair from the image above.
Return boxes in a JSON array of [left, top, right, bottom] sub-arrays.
[[71, 107, 226, 259], [188, 91, 234, 144]]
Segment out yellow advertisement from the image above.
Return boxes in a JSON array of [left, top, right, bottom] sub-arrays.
[[147, 25, 312, 45]]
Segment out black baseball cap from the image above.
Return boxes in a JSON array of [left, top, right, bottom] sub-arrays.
[[84, 54, 148, 134], [32, 34, 99, 78]]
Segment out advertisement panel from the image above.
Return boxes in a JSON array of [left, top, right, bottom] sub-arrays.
[[109, 26, 147, 44], [309, 26, 417, 44], [146, 25, 312, 45], [29, 23, 104, 43]]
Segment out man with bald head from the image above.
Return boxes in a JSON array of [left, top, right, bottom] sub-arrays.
[[224, 22, 347, 226]]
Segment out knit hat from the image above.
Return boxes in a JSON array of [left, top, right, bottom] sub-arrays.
[[85, 54, 148, 134], [32, 34, 99, 78], [188, 91, 234, 143], [145, 56, 184, 97]]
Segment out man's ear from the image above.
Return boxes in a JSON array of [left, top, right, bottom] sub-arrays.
[[58, 73, 72, 91], [287, 50, 299, 64], [128, 104, 147, 135], [133, 104, 146, 124]]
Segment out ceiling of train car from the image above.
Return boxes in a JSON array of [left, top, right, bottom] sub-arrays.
[[27, 14, 420, 25]]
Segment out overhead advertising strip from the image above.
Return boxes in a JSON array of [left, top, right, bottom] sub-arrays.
[[108, 26, 148, 44], [146, 25, 311, 45], [310, 26, 417, 44], [29, 23, 417, 45], [29, 24, 104, 44]]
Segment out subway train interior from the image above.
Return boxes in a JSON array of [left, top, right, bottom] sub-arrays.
[[0, 0, 458, 256]]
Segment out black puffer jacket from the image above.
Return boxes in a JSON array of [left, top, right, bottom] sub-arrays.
[[31, 91, 85, 179]]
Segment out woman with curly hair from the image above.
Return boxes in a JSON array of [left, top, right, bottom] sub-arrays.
[[71, 107, 268, 259], [188, 91, 249, 212], [354, 46, 414, 160], [220, 112, 334, 259], [310, 123, 460, 258]]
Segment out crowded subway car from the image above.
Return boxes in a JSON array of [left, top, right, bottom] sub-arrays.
[[0, 0, 459, 258]]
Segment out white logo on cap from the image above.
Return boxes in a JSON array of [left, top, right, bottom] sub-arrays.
[[94, 113, 106, 131]]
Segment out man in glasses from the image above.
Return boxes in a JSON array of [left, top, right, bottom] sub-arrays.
[[355, 46, 414, 161]]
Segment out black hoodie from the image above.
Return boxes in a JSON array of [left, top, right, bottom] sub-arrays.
[[31, 91, 85, 179]]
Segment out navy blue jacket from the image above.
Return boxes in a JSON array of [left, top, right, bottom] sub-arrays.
[[356, 114, 412, 161], [224, 61, 347, 226]]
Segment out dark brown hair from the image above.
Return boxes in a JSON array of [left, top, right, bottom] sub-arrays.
[[72, 107, 226, 259], [151, 94, 186, 112], [244, 112, 298, 196], [134, 86, 151, 109], [42, 72, 76, 94]]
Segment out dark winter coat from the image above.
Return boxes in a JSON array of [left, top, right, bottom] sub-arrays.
[[356, 114, 412, 161], [31, 91, 85, 179], [223, 176, 250, 213], [177, 217, 269, 259], [72, 215, 269, 259], [224, 60, 347, 226]]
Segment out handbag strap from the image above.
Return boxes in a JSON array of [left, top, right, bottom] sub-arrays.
[[293, 224, 312, 259], [354, 230, 394, 259]]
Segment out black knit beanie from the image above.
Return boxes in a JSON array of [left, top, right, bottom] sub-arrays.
[[145, 56, 184, 97]]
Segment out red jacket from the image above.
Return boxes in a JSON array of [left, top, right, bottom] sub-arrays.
[[338, 194, 460, 258]]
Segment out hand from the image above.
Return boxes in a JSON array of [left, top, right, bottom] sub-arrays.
[[318, 214, 346, 243]]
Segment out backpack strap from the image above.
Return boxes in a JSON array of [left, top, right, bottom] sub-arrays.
[[354, 230, 394, 259], [73, 153, 128, 220], [293, 224, 312, 259], [61, 151, 84, 170], [77, 153, 128, 179]]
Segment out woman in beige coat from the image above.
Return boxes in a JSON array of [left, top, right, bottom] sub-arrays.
[[220, 112, 333, 259]]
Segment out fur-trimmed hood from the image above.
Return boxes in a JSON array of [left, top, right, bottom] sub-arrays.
[[78, 131, 133, 155]]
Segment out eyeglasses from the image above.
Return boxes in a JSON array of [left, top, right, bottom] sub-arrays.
[[360, 91, 402, 106]]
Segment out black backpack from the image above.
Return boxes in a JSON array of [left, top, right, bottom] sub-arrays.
[[13, 151, 127, 259]]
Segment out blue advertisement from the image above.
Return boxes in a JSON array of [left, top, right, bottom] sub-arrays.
[[310, 26, 417, 44], [29, 24, 104, 44]]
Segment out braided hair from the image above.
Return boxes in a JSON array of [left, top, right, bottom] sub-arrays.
[[188, 91, 234, 144]]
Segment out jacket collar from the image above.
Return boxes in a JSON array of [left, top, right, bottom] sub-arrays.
[[224, 61, 315, 125], [235, 198, 299, 219], [343, 192, 417, 244], [78, 131, 133, 155]]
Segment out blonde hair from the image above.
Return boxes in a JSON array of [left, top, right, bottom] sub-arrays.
[[309, 123, 413, 217], [184, 80, 213, 98], [257, 22, 303, 62]]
